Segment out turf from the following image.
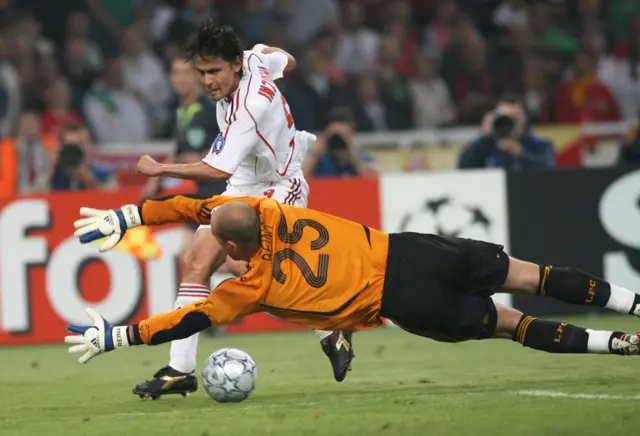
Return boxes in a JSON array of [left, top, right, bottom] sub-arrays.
[[2, 315, 640, 436]]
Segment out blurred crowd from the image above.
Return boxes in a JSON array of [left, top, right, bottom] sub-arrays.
[[0, 0, 639, 194], [1, 0, 639, 139]]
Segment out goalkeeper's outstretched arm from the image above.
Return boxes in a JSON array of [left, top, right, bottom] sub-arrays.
[[132, 300, 219, 345], [73, 195, 257, 251], [65, 278, 260, 363], [139, 194, 226, 226]]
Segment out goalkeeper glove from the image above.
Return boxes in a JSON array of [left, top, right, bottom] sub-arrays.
[[65, 308, 131, 364], [73, 205, 142, 252]]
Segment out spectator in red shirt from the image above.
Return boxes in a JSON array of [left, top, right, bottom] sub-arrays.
[[41, 77, 83, 136], [554, 49, 621, 123]]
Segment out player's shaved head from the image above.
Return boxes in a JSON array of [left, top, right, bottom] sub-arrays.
[[210, 202, 261, 249]]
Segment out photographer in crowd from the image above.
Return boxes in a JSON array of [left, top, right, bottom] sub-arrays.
[[49, 123, 118, 191], [458, 95, 556, 170], [302, 107, 379, 178]]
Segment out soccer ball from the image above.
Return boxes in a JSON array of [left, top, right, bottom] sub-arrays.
[[398, 196, 492, 240], [201, 348, 257, 403]]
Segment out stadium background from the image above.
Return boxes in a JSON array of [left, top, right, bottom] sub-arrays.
[[0, 0, 639, 345]]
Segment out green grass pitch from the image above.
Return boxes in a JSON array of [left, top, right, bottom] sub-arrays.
[[2, 315, 639, 436]]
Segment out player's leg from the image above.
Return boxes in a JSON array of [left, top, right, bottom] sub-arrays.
[[382, 233, 640, 355], [493, 303, 640, 355], [269, 178, 354, 382], [502, 257, 640, 316], [460, 245, 640, 353], [133, 225, 227, 399], [169, 225, 227, 371], [177, 225, 195, 273]]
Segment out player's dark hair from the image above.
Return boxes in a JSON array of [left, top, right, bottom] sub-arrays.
[[184, 21, 243, 67]]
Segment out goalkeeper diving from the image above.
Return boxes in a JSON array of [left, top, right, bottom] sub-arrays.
[[67, 195, 640, 370]]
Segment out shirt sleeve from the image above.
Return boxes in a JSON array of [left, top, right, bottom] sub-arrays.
[[140, 194, 261, 225], [136, 277, 261, 345], [264, 52, 288, 80], [201, 95, 268, 175]]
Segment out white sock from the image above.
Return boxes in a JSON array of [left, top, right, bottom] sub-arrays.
[[315, 330, 333, 341], [168, 283, 210, 374], [605, 284, 638, 314], [586, 329, 614, 354]]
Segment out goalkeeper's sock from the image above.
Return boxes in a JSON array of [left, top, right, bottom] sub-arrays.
[[315, 330, 333, 341], [168, 283, 210, 374], [512, 314, 624, 354], [538, 266, 640, 315]]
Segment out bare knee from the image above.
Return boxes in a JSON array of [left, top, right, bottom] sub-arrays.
[[502, 257, 540, 295], [493, 304, 524, 338], [181, 229, 227, 284]]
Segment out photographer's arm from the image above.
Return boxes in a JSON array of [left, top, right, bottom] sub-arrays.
[[458, 137, 492, 168], [302, 136, 326, 179], [517, 137, 556, 169], [349, 151, 379, 176], [69, 164, 100, 189]]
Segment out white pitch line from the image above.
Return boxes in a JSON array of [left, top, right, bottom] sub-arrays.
[[112, 389, 640, 417], [512, 390, 640, 400], [113, 392, 484, 417]]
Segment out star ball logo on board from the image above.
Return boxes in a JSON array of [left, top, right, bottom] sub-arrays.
[[398, 195, 493, 240], [381, 171, 508, 244]]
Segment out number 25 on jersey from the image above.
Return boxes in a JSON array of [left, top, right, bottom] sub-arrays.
[[272, 217, 329, 288]]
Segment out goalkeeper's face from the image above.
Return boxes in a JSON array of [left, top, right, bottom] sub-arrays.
[[194, 55, 242, 102]]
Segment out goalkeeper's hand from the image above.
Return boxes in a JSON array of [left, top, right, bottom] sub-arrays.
[[73, 205, 142, 252], [65, 308, 130, 364]]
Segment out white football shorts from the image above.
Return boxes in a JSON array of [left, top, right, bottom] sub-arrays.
[[196, 177, 309, 231]]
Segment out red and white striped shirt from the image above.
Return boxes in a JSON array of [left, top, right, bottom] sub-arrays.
[[203, 51, 312, 186]]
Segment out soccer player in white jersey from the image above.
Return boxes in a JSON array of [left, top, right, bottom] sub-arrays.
[[130, 23, 354, 399]]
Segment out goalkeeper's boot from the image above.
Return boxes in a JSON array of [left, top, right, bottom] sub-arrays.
[[132, 365, 198, 400], [321, 331, 354, 382], [610, 333, 640, 356]]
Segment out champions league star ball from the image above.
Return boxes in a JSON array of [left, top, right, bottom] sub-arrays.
[[202, 348, 257, 403], [398, 196, 492, 240]]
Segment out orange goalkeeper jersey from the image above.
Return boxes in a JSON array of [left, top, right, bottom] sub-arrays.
[[138, 195, 389, 340]]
